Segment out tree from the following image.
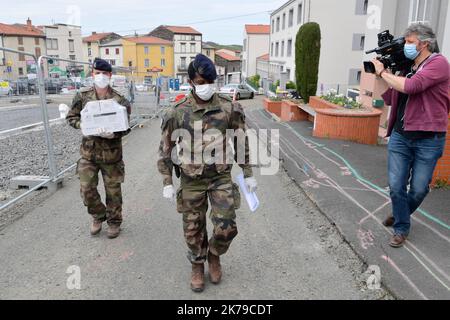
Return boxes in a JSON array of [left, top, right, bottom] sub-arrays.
[[295, 22, 321, 103]]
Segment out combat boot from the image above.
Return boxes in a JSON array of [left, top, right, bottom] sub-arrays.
[[208, 252, 222, 284], [90, 220, 103, 235], [107, 225, 121, 239], [191, 263, 205, 292]]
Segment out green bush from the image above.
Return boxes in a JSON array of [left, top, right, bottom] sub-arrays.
[[286, 81, 296, 90], [295, 22, 321, 103], [248, 74, 261, 89]]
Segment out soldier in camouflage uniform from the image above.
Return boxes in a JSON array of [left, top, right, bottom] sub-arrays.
[[157, 54, 257, 292], [66, 58, 131, 239]]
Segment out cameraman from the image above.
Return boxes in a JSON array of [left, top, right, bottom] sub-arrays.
[[372, 23, 449, 248]]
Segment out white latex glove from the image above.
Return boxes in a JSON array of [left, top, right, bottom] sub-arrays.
[[245, 176, 258, 193], [163, 185, 175, 202], [97, 127, 115, 139]]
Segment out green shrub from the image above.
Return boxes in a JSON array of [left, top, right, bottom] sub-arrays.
[[295, 22, 321, 103]]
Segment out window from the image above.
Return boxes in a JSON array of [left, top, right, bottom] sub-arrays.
[[191, 36, 195, 41], [18, 37, 23, 45], [69, 55, 76, 60], [161, 46, 165, 54], [144, 59, 149, 67], [287, 39, 292, 57], [288, 9, 294, 27], [69, 39, 74, 52], [35, 38, 39, 45], [18, 67, 23, 75], [105, 48, 110, 55], [190, 43, 196, 53], [356, 0, 369, 15], [18, 47, 24, 61], [271, 42, 274, 56], [275, 42, 279, 57], [115, 48, 120, 55], [298, 3, 303, 24], [272, 19, 275, 33], [206, 49, 210, 56], [180, 57, 187, 68], [352, 34, 366, 51], [46, 38, 58, 50], [35, 47, 41, 57], [144, 46, 149, 54], [110, 59, 115, 66], [181, 43, 186, 53], [69, 31, 72, 37], [282, 13, 286, 30], [281, 41, 285, 57], [276, 17, 280, 32], [357, 71, 362, 83], [348, 68, 362, 85], [88, 48, 92, 56], [410, 0, 433, 23], [161, 58, 166, 67], [287, 68, 291, 80]]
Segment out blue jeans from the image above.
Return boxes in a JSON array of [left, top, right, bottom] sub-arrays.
[[388, 131, 445, 236]]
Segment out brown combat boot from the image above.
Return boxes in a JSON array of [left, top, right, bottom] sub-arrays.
[[107, 225, 121, 239], [90, 220, 103, 236], [190, 264, 205, 293], [208, 252, 222, 284]]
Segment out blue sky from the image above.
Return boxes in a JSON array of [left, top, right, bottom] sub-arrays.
[[0, 0, 287, 44]]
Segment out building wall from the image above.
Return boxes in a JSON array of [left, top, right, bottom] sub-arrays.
[[0, 35, 46, 80], [122, 39, 174, 83], [202, 48, 216, 63], [173, 34, 202, 82], [100, 45, 123, 67], [256, 59, 269, 79], [44, 24, 83, 74], [242, 33, 269, 78]]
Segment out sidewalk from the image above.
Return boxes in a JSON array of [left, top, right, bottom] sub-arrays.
[[246, 105, 450, 300]]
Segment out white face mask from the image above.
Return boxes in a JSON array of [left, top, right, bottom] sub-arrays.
[[194, 83, 215, 101], [94, 73, 110, 89]]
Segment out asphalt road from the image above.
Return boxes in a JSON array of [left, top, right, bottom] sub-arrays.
[[0, 106, 391, 299]]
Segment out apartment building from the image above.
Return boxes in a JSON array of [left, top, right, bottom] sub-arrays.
[[241, 24, 270, 79], [99, 38, 123, 67]]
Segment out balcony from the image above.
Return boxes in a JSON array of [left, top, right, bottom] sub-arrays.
[[178, 64, 188, 72]]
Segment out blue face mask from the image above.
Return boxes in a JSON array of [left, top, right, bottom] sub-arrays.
[[404, 43, 420, 60]]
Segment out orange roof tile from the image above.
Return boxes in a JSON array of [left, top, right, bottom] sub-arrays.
[[0, 23, 45, 37], [257, 53, 269, 61], [216, 51, 240, 62], [83, 32, 116, 43], [245, 24, 270, 34], [164, 26, 201, 35]]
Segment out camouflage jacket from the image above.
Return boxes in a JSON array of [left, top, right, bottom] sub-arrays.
[[157, 93, 253, 186], [66, 86, 132, 164]]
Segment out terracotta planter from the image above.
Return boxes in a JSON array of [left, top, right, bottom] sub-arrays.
[[280, 100, 307, 122], [263, 98, 282, 117], [432, 114, 450, 186], [307, 97, 382, 145], [309, 96, 340, 110]]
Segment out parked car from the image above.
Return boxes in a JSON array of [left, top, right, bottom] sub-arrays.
[[44, 79, 62, 94], [219, 83, 254, 100], [0, 80, 12, 96], [180, 83, 192, 92]]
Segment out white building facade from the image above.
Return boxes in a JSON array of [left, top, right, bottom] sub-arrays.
[[41, 23, 83, 75], [242, 24, 270, 79], [99, 39, 123, 67]]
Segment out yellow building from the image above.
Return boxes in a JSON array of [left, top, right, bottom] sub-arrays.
[[122, 36, 174, 84]]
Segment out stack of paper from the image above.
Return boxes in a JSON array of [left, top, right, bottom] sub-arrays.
[[236, 173, 260, 212], [80, 99, 129, 136]]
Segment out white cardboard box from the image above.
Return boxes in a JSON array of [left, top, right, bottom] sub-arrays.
[[80, 99, 129, 136]]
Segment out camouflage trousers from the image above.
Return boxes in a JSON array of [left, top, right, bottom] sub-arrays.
[[177, 169, 240, 264], [77, 158, 125, 226]]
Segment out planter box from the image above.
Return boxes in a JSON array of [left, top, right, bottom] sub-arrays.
[[309, 96, 340, 110], [263, 98, 282, 117], [432, 114, 450, 186], [280, 100, 307, 122], [309, 96, 382, 145]]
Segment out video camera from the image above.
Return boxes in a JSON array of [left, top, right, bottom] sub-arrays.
[[364, 30, 413, 74]]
